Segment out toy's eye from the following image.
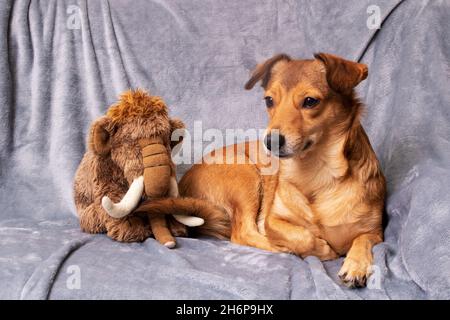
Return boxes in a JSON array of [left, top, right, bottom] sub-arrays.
[[264, 96, 274, 108], [302, 97, 320, 109]]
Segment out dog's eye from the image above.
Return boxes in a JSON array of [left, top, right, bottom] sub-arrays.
[[264, 96, 274, 108], [302, 97, 319, 109]]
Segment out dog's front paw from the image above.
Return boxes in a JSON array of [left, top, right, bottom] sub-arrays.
[[338, 256, 372, 288], [313, 238, 339, 261]]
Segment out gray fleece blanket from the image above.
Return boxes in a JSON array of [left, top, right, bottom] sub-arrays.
[[0, 0, 449, 300]]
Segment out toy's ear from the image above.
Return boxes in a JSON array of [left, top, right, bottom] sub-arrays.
[[314, 52, 368, 94], [88, 116, 114, 156], [244, 53, 291, 90], [169, 118, 185, 149]]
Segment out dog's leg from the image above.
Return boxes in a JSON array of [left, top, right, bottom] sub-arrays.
[[265, 214, 338, 260], [338, 232, 382, 288], [230, 202, 278, 252]]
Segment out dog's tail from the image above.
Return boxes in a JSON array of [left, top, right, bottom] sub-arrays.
[[134, 197, 231, 239]]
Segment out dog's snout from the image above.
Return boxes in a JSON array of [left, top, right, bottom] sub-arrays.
[[264, 132, 286, 151]]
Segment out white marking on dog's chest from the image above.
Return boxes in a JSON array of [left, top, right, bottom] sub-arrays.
[[273, 189, 315, 221], [272, 170, 363, 228], [266, 181, 365, 237]]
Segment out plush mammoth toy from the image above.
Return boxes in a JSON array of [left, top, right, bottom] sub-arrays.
[[73, 89, 204, 247]]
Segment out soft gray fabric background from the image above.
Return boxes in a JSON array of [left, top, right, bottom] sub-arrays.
[[0, 0, 449, 299]]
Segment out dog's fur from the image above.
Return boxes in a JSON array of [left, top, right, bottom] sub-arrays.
[[178, 53, 386, 287]]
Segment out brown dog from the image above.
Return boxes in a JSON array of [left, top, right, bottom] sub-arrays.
[[178, 53, 386, 287]]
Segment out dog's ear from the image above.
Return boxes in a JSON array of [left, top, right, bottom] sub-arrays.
[[88, 116, 114, 156], [169, 118, 185, 149], [245, 54, 291, 90], [314, 53, 368, 94]]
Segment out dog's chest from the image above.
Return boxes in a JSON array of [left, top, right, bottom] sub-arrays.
[[273, 178, 368, 253]]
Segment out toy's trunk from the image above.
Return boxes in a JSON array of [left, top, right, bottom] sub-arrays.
[[139, 137, 171, 198]]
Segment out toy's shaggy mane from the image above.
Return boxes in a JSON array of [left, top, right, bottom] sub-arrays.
[[107, 89, 168, 124]]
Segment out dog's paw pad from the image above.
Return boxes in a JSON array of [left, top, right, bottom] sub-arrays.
[[339, 273, 367, 288], [338, 257, 371, 288]]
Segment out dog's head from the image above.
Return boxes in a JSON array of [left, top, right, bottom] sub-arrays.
[[245, 53, 368, 158]]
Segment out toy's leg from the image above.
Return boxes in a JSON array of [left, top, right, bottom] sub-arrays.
[[89, 186, 149, 242], [105, 214, 152, 242], [149, 214, 176, 248], [168, 216, 188, 237], [78, 203, 107, 234]]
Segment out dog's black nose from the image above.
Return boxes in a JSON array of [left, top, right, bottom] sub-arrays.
[[264, 132, 285, 151]]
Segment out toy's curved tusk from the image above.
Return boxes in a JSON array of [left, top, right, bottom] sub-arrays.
[[102, 176, 144, 218], [173, 214, 204, 227]]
